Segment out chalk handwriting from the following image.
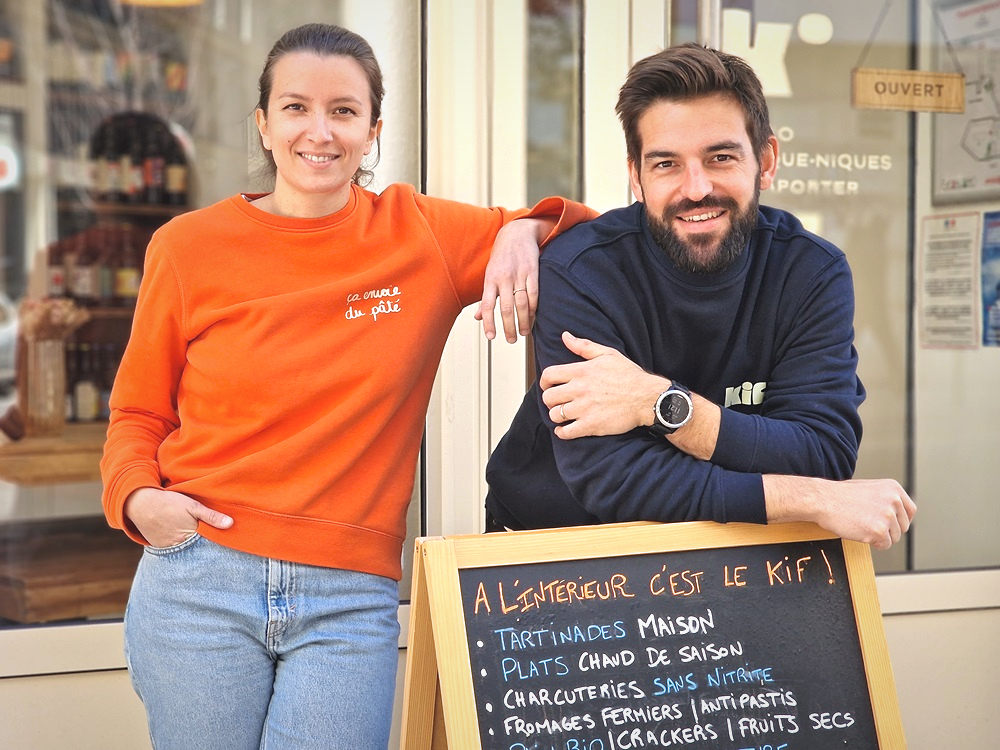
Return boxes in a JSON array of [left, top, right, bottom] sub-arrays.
[[636, 609, 716, 638], [649, 565, 705, 597], [473, 574, 635, 616], [494, 622, 627, 651], [460, 540, 870, 750]]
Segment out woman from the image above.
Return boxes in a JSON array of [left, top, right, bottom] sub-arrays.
[[100, 23, 594, 750]]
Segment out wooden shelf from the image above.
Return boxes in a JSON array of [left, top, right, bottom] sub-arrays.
[[85, 306, 135, 320], [0, 516, 141, 624], [92, 202, 187, 219], [0, 421, 107, 485], [57, 200, 186, 220]]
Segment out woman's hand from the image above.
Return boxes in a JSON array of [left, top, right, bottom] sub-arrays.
[[476, 218, 549, 342], [124, 487, 233, 548]]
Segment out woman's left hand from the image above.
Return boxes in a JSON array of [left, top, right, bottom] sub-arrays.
[[476, 219, 543, 342]]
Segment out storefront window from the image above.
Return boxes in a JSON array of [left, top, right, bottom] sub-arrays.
[[4, 0, 996, 638], [0, 0, 424, 630]]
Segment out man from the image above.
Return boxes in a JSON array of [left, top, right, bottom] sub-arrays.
[[486, 44, 915, 550]]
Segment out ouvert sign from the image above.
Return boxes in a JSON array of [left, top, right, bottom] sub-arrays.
[[852, 67, 965, 113]]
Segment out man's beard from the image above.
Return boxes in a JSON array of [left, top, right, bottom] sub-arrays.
[[647, 186, 760, 274]]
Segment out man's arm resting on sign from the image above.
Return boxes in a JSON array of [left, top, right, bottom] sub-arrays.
[[763, 474, 916, 551]]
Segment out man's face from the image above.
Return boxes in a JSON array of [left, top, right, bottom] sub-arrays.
[[628, 93, 777, 274]]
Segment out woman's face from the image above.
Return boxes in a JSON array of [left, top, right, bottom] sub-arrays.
[[255, 51, 381, 218]]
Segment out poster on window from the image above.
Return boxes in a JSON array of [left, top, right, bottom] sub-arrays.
[[919, 212, 980, 348], [981, 211, 1000, 346], [932, 0, 1000, 204]]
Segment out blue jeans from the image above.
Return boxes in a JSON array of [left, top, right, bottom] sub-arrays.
[[124, 534, 400, 750]]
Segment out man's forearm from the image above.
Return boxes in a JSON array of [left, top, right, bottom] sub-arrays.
[[638, 378, 723, 462], [762, 474, 916, 550], [666, 392, 720, 461]]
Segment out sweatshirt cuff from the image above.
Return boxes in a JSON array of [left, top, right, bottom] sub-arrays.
[[722, 471, 768, 524], [712, 406, 757, 473], [526, 197, 600, 244], [102, 469, 161, 546]]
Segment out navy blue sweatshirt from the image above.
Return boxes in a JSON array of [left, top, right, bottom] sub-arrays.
[[487, 202, 864, 529]]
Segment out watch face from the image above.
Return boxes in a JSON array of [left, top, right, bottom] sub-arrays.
[[663, 393, 690, 426], [655, 388, 692, 431]]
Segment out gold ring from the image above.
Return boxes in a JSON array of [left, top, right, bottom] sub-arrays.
[[513, 288, 527, 293], [559, 404, 567, 421]]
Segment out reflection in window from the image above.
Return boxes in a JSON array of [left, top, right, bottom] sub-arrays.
[[527, 0, 582, 205]]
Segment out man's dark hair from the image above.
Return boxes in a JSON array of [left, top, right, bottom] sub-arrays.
[[615, 43, 773, 171]]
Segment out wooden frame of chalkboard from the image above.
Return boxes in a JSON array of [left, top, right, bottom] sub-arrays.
[[400, 520, 905, 750]]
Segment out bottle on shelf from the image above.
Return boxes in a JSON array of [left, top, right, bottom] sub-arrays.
[[65, 340, 79, 423], [83, 140, 99, 199], [114, 223, 141, 308], [92, 123, 111, 203], [47, 239, 67, 299], [62, 233, 81, 301], [0, 6, 21, 82], [117, 50, 135, 100], [0, 111, 20, 193], [65, 140, 94, 202], [74, 343, 101, 423], [91, 129, 109, 203], [50, 117, 75, 204], [143, 126, 166, 205], [124, 118, 145, 204], [165, 136, 188, 207], [101, 120, 124, 203], [99, 342, 118, 420], [49, 111, 93, 204], [68, 229, 100, 307], [98, 225, 118, 307], [164, 56, 188, 101]]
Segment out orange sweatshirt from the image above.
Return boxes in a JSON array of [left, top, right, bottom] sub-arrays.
[[101, 183, 594, 580]]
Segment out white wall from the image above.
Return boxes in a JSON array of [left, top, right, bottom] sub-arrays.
[[878, 570, 1000, 747]]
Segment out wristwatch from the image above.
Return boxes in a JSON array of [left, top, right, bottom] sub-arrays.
[[649, 381, 693, 437]]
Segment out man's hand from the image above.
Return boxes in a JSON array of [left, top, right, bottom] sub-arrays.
[[541, 332, 665, 439], [124, 487, 234, 548], [764, 475, 916, 550], [476, 219, 545, 343]]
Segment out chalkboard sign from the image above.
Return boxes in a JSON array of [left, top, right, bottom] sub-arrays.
[[400, 521, 904, 750]]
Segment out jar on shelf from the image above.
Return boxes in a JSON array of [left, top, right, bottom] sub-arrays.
[[15, 298, 91, 437], [22, 337, 66, 437]]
